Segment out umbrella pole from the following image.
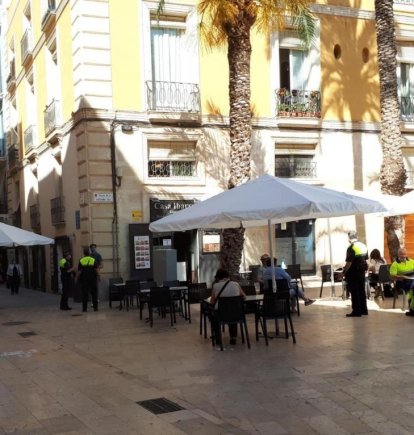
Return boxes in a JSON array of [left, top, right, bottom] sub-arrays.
[[327, 218, 336, 297], [268, 219, 276, 292]]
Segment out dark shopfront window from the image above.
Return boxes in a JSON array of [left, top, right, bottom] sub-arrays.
[[275, 219, 315, 274]]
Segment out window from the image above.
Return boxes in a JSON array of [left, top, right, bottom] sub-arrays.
[[397, 45, 414, 121], [148, 141, 196, 178], [142, 2, 200, 112], [24, 71, 37, 153], [279, 48, 310, 91], [275, 154, 316, 178]]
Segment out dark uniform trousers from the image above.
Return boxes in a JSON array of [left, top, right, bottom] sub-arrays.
[[82, 280, 98, 312], [348, 277, 368, 315]]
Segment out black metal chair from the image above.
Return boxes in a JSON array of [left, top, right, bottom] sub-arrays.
[[184, 283, 209, 324], [320, 264, 332, 298], [124, 280, 140, 310], [147, 286, 175, 327], [212, 296, 250, 351], [108, 277, 123, 308], [286, 264, 305, 309], [138, 281, 153, 320], [255, 286, 296, 345]]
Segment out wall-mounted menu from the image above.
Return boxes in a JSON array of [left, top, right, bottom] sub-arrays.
[[134, 235, 150, 269]]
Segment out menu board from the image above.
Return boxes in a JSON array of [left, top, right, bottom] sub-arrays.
[[134, 235, 150, 269]]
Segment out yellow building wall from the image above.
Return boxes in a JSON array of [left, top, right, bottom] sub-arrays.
[[320, 14, 380, 122], [316, 0, 374, 9], [57, 4, 75, 121], [110, 0, 141, 110]]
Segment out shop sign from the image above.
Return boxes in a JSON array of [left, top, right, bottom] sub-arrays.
[[150, 198, 195, 222]]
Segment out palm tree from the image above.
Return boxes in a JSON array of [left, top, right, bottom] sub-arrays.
[[158, 0, 314, 277], [374, 0, 407, 259]]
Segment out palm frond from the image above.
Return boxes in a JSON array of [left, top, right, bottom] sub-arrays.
[[292, 9, 316, 49]]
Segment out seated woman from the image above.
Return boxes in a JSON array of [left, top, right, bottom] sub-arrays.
[[210, 268, 246, 346], [368, 248, 385, 298]]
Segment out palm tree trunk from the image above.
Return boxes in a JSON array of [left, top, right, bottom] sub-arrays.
[[221, 2, 255, 277], [375, 0, 407, 259]]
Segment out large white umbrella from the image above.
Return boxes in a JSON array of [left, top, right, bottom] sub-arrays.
[[0, 222, 54, 247], [150, 175, 387, 231], [149, 174, 388, 292]]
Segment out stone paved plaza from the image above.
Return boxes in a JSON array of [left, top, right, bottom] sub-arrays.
[[0, 282, 413, 435]]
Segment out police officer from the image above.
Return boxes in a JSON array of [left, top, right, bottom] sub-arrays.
[[76, 247, 98, 312], [343, 231, 368, 317], [59, 251, 75, 310]]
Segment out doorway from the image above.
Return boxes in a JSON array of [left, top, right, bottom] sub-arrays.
[[275, 219, 316, 274]]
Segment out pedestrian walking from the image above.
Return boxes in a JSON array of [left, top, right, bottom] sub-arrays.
[[343, 231, 368, 317], [7, 259, 22, 295], [75, 247, 98, 312], [59, 251, 75, 310]]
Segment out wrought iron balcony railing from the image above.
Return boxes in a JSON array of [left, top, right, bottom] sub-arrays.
[[275, 88, 321, 118], [51, 196, 65, 225], [275, 159, 317, 178], [44, 99, 61, 136], [146, 80, 200, 112], [148, 160, 196, 177], [30, 204, 40, 229], [20, 28, 33, 64], [24, 125, 36, 154]]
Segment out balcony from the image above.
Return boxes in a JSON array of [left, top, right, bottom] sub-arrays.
[[20, 28, 33, 65], [275, 89, 321, 118], [6, 61, 16, 92], [24, 125, 36, 154], [275, 158, 317, 179], [7, 145, 19, 172], [6, 130, 19, 148], [51, 196, 65, 225], [146, 80, 201, 124], [30, 204, 40, 229], [44, 99, 61, 136], [41, 0, 56, 30]]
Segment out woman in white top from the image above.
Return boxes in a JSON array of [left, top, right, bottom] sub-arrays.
[[368, 249, 385, 297], [210, 268, 246, 346]]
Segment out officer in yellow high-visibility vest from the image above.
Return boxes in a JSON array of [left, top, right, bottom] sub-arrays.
[[75, 247, 98, 312], [343, 231, 368, 317], [59, 251, 75, 311]]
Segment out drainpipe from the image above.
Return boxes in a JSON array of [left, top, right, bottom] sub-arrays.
[[110, 121, 120, 277]]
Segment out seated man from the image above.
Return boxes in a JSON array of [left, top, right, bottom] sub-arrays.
[[262, 258, 315, 310], [390, 247, 414, 317]]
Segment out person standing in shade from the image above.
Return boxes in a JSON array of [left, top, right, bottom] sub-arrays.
[[59, 251, 75, 310], [76, 247, 98, 312], [7, 259, 22, 295], [343, 231, 369, 317]]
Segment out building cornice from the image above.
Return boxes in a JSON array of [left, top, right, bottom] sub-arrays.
[[310, 4, 374, 21]]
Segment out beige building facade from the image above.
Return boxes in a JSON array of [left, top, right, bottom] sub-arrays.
[[2, 0, 414, 293]]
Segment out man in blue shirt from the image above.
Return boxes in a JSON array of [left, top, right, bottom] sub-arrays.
[[262, 258, 315, 310]]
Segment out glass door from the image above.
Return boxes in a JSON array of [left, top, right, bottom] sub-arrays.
[[275, 219, 315, 274]]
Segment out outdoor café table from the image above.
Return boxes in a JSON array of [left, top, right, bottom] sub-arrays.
[[204, 294, 263, 305]]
